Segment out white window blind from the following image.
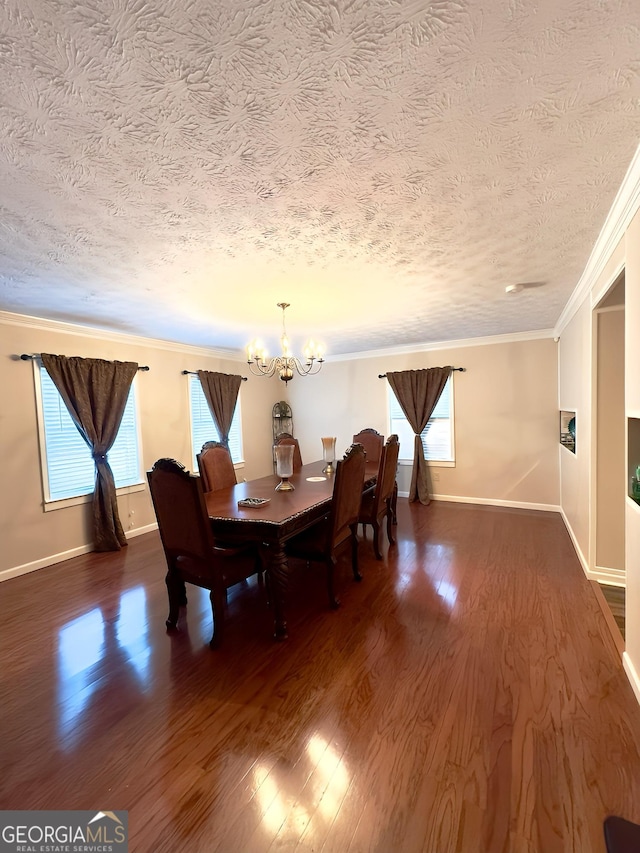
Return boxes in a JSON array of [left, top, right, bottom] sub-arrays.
[[189, 376, 243, 469], [40, 367, 142, 502], [388, 375, 454, 463]]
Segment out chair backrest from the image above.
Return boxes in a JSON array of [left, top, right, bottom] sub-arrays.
[[274, 433, 303, 471], [374, 434, 400, 512], [352, 428, 384, 463], [147, 458, 215, 564], [197, 441, 236, 492], [328, 443, 366, 551]]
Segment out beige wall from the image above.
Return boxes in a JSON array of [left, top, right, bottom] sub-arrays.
[[595, 307, 625, 575], [559, 297, 595, 568], [288, 337, 560, 509], [557, 190, 640, 704], [0, 316, 279, 578], [625, 209, 640, 690]]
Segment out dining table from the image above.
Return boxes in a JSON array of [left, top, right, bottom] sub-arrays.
[[204, 459, 378, 639]]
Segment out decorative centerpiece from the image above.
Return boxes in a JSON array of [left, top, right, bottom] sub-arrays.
[[321, 436, 336, 475], [274, 443, 295, 491]]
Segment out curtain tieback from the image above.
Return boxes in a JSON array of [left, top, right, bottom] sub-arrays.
[[93, 451, 108, 463]]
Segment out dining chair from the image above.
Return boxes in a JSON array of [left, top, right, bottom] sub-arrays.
[[352, 427, 384, 464], [147, 457, 262, 648], [197, 440, 236, 492], [274, 433, 303, 471], [358, 434, 400, 559], [285, 443, 366, 609], [353, 427, 398, 525], [604, 815, 640, 852]]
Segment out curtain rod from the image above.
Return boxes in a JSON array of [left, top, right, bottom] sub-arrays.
[[20, 354, 150, 371], [378, 367, 465, 378], [181, 370, 247, 380]]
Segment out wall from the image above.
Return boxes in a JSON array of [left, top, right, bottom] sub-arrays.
[[595, 307, 625, 577], [558, 238, 626, 574], [555, 145, 640, 703], [288, 335, 560, 510], [0, 314, 278, 579], [625, 209, 640, 700]]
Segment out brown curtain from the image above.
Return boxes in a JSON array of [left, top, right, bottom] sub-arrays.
[[386, 367, 452, 505], [197, 371, 242, 449], [41, 354, 138, 551]]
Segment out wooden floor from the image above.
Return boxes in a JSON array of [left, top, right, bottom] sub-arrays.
[[2, 500, 640, 852], [600, 583, 626, 639]]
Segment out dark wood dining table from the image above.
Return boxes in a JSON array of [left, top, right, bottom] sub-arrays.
[[204, 459, 378, 639]]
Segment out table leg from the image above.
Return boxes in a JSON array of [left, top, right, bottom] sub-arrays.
[[266, 543, 289, 640]]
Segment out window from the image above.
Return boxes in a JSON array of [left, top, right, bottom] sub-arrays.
[[38, 366, 143, 503], [189, 375, 244, 469], [388, 375, 455, 464]]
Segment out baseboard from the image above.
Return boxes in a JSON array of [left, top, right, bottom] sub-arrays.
[[589, 566, 626, 586], [623, 652, 640, 706], [559, 508, 590, 578], [397, 491, 561, 513], [590, 580, 625, 657], [0, 522, 158, 583], [126, 522, 158, 539]]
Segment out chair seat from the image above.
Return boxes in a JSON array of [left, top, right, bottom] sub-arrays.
[[604, 815, 640, 852], [286, 516, 351, 562], [176, 542, 259, 589], [359, 489, 375, 520]]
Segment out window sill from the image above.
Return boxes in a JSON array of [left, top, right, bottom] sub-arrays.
[[43, 481, 146, 512], [398, 459, 455, 468]]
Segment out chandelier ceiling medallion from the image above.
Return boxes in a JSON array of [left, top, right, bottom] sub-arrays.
[[246, 302, 324, 384]]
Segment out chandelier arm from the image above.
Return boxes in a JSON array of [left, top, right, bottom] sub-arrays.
[[246, 303, 324, 381], [248, 358, 278, 378]]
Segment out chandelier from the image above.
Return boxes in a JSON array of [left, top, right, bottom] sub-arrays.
[[246, 302, 324, 384]]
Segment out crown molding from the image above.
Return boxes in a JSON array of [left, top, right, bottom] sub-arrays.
[[2, 308, 556, 365], [554, 142, 640, 338], [0, 309, 245, 361], [332, 327, 556, 362]]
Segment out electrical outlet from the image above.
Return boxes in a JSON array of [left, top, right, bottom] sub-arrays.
[[432, 472, 440, 482]]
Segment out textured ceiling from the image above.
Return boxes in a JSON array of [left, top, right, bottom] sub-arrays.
[[1, 0, 639, 357]]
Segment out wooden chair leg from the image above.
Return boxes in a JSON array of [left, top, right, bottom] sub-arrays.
[[386, 503, 396, 545], [372, 521, 382, 560], [350, 525, 362, 581], [209, 587, 226, 648], [391, 481, 398, 524], [327, 558, 340, 609], [165, 571, 183, 629]]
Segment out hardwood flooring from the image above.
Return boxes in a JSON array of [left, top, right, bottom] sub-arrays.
[[600, 583, 626, 639], [2, 500, 640, 852]]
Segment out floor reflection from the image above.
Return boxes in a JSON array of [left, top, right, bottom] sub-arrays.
[[252, 732, 351, 842], [57, 585, 151, 747]]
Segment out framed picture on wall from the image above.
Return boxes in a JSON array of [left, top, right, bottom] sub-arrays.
[[560, 410, 576, 453]]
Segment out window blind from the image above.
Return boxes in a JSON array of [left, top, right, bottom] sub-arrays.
[[388, 376, 454, 462], [189, 375, 243, 469], [40, 367, 142, 501]]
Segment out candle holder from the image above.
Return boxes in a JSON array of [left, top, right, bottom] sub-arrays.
[[321, 436, 337, 475], [274, 444, 295, 491]]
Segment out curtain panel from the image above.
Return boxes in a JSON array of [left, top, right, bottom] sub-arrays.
[[386, 367, 452, 505], [41, 354, 138, 551], [197, 371, 242, 449]]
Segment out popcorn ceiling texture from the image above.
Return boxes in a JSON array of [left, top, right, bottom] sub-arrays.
[[0, 0, 639, 355]]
